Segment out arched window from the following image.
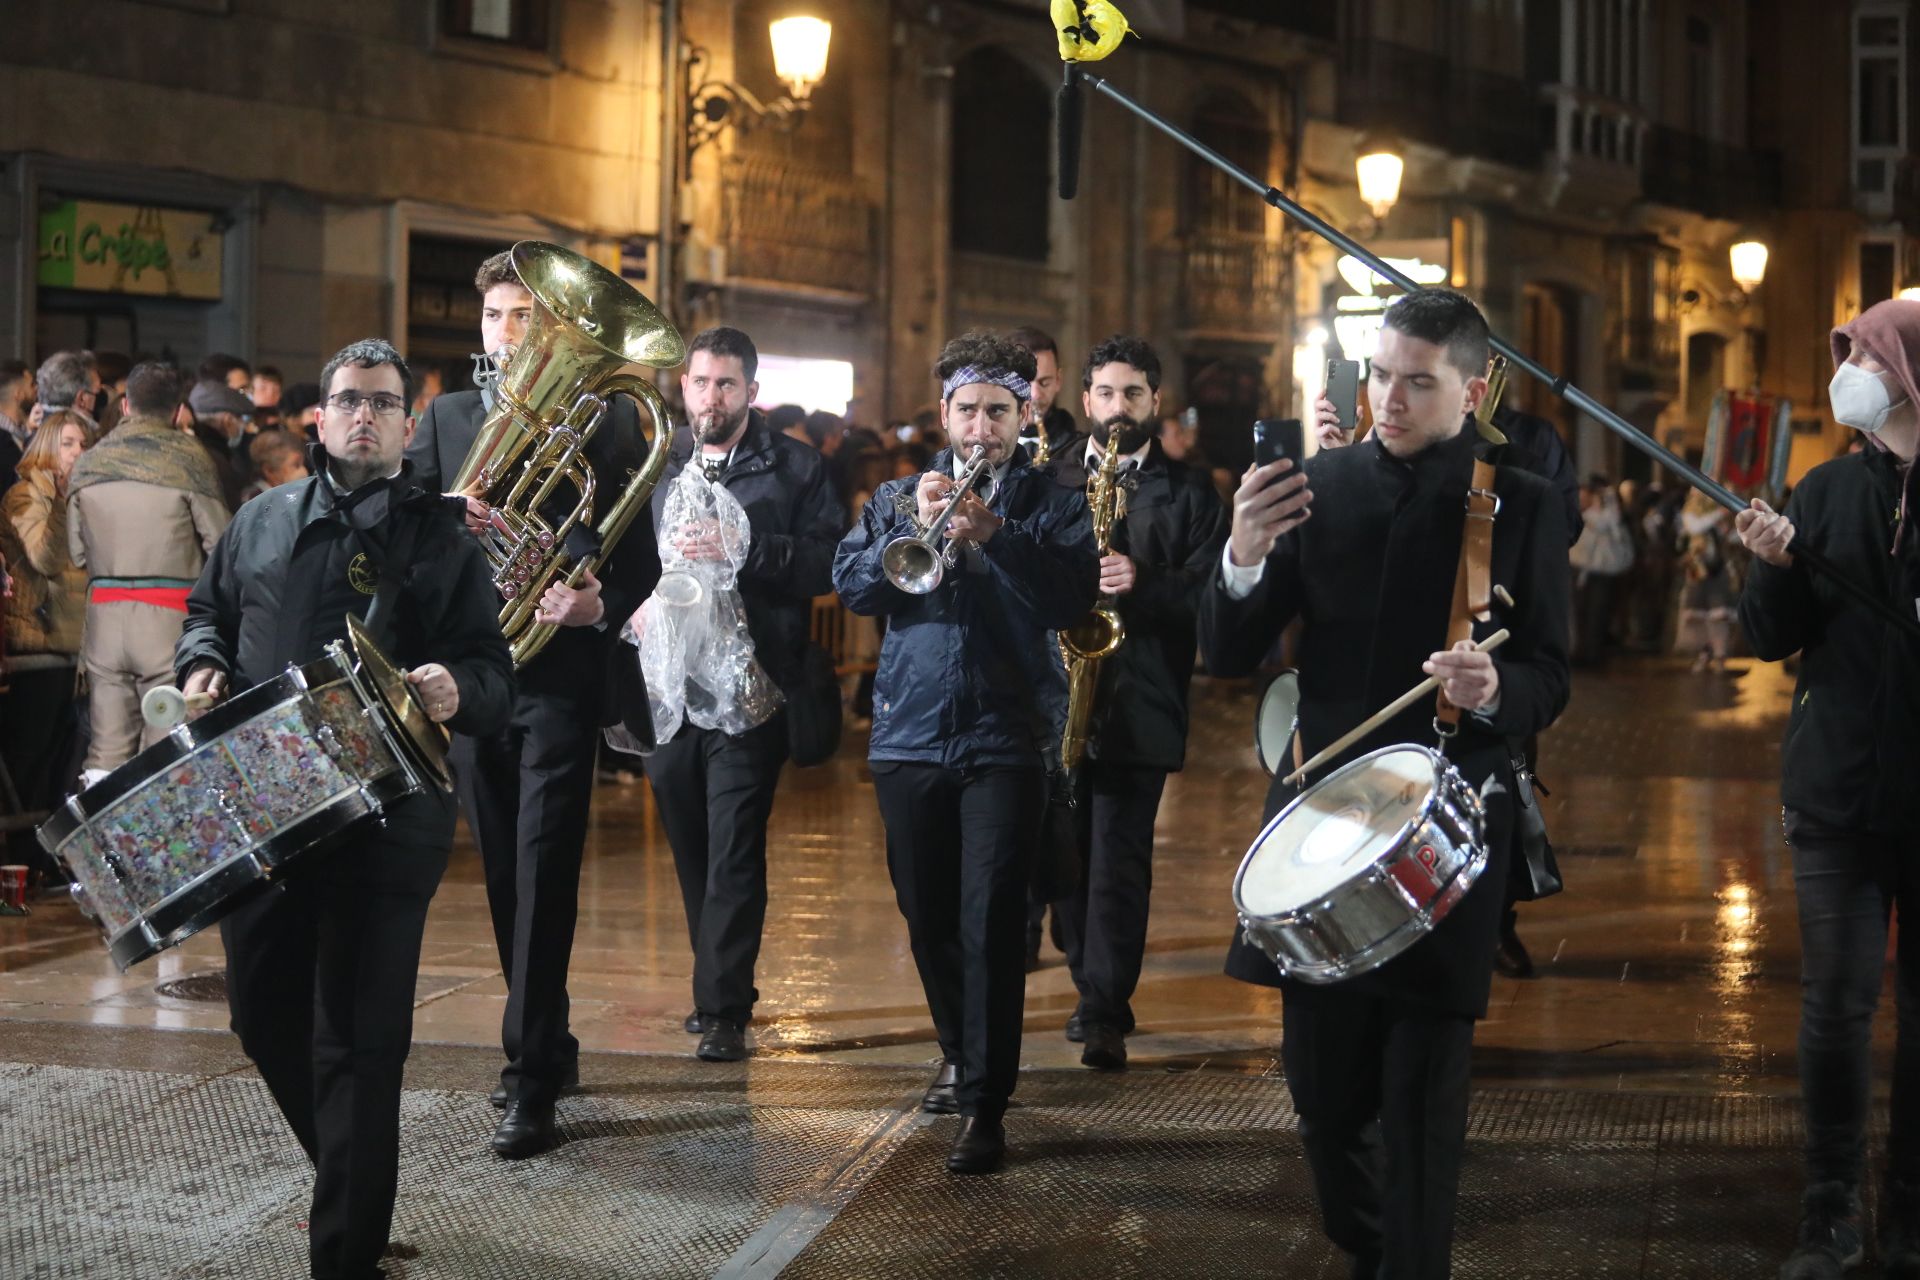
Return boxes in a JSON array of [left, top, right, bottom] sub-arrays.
[[1184, 91, 1270, 238], [949, 47, 1051, 261]]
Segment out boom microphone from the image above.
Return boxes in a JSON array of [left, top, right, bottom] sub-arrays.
[[1056, 65, 1083, 200]]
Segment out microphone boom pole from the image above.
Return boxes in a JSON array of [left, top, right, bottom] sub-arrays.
[[1064, 64, 1920, 642]]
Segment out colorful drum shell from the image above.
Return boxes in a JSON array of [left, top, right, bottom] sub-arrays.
[[1232, 744, 1487, 984], [37, 647, 413, 971]]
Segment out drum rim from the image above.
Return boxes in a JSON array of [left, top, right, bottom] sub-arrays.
[[1253, 669, 1299, 777], [1232, 742, 1449, 920], [37, 653, 357, 851], [1264, 838, 1489, 983], [100, 770, 414, 971]]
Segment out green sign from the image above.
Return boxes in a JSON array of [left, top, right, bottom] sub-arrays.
[[37, 200, 223, 299]]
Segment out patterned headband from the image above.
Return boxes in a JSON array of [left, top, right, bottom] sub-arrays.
[[942, 365, 1032, 403]]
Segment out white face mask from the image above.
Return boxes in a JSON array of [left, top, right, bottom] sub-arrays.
[[1829, 361, 1903, 434]]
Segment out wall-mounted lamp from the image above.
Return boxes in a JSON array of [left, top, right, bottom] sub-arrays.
[[1354, 133, 1405, 222], [1729, 236, 1769, 294], [686, 16, 833, 162]]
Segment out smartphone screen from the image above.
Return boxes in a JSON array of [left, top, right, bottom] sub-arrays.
[[1252, 418, 1304, 470], [1325, 359, 1360, 435]]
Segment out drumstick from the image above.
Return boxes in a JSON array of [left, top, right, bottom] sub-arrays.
[[1282, 628, 1511, 786]]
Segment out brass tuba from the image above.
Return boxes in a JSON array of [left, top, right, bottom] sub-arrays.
[[451, 241, 685, 667], [1058, 436, 1129, 772]]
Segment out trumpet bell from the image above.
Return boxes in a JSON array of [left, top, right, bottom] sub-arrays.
[[882, 536, 945, 594]]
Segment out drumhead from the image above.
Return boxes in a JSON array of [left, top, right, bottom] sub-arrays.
[[1236, 745, 1442, 915], [1254, 670, 1299, 775]]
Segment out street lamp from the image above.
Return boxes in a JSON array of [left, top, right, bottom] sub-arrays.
[[685, 15, 833, 162], [1354, 133, 1405, 222], [1729, 237, 1769, 293]]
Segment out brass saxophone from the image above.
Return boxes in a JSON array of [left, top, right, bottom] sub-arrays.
[[1059, 438, 1129, 772]]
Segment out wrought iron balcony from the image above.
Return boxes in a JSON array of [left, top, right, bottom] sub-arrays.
[[720, 156, 877, 298]]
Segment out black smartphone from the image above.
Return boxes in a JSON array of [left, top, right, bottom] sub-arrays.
[[1325, 358, 1361, 436], [1252, 418, 1304, 470]]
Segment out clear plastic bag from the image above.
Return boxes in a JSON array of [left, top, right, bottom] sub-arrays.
[[631, 467, 782, 742]]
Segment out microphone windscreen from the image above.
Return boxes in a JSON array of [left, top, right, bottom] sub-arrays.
[[1056, 77, 1084, 201]]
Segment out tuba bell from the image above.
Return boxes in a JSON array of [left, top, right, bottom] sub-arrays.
[[451, 241, 686, 667]]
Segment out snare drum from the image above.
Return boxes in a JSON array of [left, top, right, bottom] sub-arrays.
[[1231, 744, 1485, 984], [37, 634, 439, 971]]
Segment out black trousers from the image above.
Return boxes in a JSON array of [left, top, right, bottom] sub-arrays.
[[220, 791, 453, 1280], [1281, 985, 1476, 1280], [452, 688, 600, 1105], [1786, 810, 1920, 1187], [0, 660, 79, 874], [1058, 761, 1168, 1034], [643, 716, 787, 1023], [872, 761, 1046, 1120]]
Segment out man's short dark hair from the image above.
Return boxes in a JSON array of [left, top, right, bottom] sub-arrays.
[[765, 403, 807, 435], [687, 326, 759, 384], [934, 331, 1038, 400], [249, 428, 302, 469], [126, 361, 191, 418], [36, 349, 97, 409], [255, 364, 282, 385], [1381, 288, 1491, 380], [475, 251, 520, 294], [94, 351, 132, 387], [0, 359, 28, 392], [1008, 326, 1059, 360], [319, 339, 414, 408], [1082, 334, 1162, 392], [197, 353, 250, 385]]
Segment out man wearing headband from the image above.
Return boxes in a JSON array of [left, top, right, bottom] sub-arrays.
[[1737, 296, 1920, 1280], [833, 331, 1099, 1174]]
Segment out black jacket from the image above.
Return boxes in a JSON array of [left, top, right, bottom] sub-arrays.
[[407, 388, 662, 697], [1051, 436, 1229, 771], [834, 446, 1099, 768], [175, 461, 514, 742], [1200, 425, 1572, 1017], [1491, 405, 1583, 546], [1738, 448, 1920, 834], [650, 412, 844, 686], [1039, 406, 1083, 459]]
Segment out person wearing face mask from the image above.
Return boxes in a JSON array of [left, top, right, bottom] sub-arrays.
[[640, 325, 845, 1066], [404, 250, 661, 1160], [1044, 335, 1227, 1071], [1735, 296, 1920, 1280], [1202, 289, 1571, 1279], [834, 331, 1099, 1174]]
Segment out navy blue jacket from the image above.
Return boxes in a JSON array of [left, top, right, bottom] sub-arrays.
[[834, 447, 1099, 768]]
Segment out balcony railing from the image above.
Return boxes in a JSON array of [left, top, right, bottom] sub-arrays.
[[1641, 126, 1782, 221], [1167, 233, 1289, 336], [1336, 40, 1547, 171], [721, 156, 877, 298]]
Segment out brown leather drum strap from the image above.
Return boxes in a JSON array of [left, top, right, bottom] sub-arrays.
[[1435, 458, 1499, 734]]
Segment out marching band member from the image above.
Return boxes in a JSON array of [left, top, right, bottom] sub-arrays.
[[643, 325, 845, 1063], [833, 331, 1098, 1174], [1202, 290, 1569, 1278], [1050, 335, 1226, 1071], [176, 339, 513, 1280], [406, 251, 660, 1159]]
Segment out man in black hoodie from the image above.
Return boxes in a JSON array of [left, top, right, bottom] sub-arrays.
[[177, 338, 513, 1280]]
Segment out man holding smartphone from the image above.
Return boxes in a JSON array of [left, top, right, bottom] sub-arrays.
[[1050, 336, 1228, 1070], [1204, 289, 1571, 1279]]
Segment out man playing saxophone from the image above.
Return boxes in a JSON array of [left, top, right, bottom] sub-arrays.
[[1050, 335, 1227, 1070], [833, 331, 1098, 1174]]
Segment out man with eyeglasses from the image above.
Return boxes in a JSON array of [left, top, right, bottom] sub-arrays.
[[1046, 335, 1228, 1072], [176, 338, 514, 1280], [833, 331, 1098, 1174], [405, 250, 660, 1160]]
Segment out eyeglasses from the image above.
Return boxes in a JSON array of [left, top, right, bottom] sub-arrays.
[[327, 391, 407, 417]]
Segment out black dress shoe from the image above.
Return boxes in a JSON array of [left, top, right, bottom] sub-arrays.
[[1064, 1008, 1086, 1044], [683, 1010, 709, 1035], [697, 1018, 748, 1062], [489, 1061, 581, 1110], [1081, 1023, 1127, 1071], [945, 1114, 1006, 1175], [921, 1060, 960, 1114], [490, 1099, 557, 1160], [1494, 909, 1535, 979]]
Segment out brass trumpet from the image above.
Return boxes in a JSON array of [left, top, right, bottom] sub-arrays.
[[451, 241, 685, 667], [882, 445, 991, 594]]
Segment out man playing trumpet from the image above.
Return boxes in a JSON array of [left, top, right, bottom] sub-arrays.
[[833, 332, 1098, 1174]]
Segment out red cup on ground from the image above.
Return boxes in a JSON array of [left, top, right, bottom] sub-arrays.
[[0, 865, 26, 910]]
